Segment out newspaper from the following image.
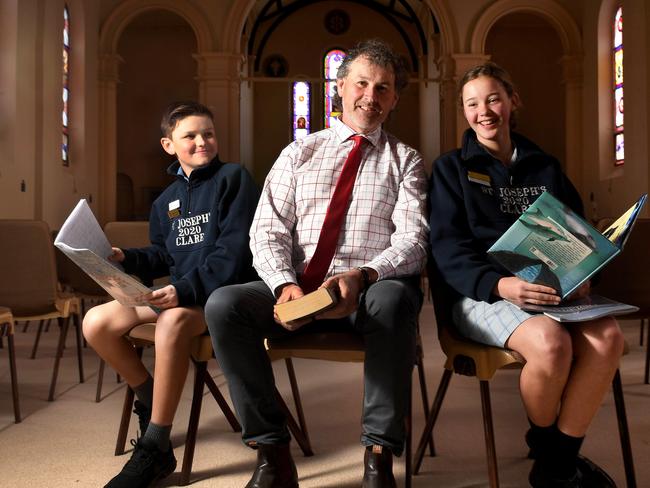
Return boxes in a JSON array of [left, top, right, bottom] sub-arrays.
[[54, 199, 152, 306]]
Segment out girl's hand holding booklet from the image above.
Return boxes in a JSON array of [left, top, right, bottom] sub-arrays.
[[488, 191, 646, 321]]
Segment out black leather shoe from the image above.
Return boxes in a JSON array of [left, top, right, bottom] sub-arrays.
[[362, 445, 397, 488], [576, 456, 617, 488], [245, 443, 299, 488], [529, 458, 583, 488]]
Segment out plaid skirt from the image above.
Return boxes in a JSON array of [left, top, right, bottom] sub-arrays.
[[452, 297, 534, 348]]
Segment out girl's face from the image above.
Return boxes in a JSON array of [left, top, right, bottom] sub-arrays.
[[461, 75, 518, 150]]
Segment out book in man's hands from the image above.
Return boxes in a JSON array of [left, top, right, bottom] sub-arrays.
[[510, 295, 639, 323], [274, 287, 338, 325], [54, 199, 153, 307], [488, 191, 647, 299]]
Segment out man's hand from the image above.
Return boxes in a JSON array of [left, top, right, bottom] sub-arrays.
[[144, 284, 179, 309], [316, 269, 364, 320], [494, 276, 561, 306], [108, 247, 125, 263], [274, 283, 310, 331]]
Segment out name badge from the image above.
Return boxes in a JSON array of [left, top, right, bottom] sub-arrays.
[[168, 199, 181, 218], [467, 171, 491, 187]]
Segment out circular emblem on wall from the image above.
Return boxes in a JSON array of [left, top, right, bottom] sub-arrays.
[[324, 9, 350, 35], [263, 54, 289, 77]]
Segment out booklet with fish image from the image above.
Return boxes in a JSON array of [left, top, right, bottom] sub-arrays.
[[488, 191, 646, 299]]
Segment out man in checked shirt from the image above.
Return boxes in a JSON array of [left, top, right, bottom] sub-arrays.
[[205, 39, 428, 488]]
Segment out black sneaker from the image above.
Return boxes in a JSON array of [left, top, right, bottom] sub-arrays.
[[104, 438, 176, 488], [133, 400, 151, 438]]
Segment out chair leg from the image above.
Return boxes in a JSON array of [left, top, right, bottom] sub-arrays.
[[115, 386, 135, 456], [96, 358, 106, 402], [31, 319, 46, 359], [284, 358, 310, 441], [7, 332, 21, 422], [204, 373, 241, 432], [404, 392, 412, 488], [414, 368, 452, 474], [48, 316, 70, 401], [415, 349, 435, 456], [612, 369, 637, 488], [73, 312, 84, 383], [274, 387, 314, 456], [479, 380, 499, 488], [22, 320, 30, 333], [643, 334, 650, 385], [179, 360, 208, 486], [639, 319, 645, 347]]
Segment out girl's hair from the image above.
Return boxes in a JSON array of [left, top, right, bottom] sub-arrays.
[[160, 101, 214, 138], [457, 62, 520, 128]]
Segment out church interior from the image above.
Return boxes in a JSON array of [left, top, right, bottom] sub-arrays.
[[1, 0, 649, 487]]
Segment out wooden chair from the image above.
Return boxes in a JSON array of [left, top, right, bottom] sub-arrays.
[[265, 324, 434, 488], [414, 261, 637, 487], [594, 218, 650, 384], [115, 323, 241, 486], [94, 221, 153, 401], [0, 219, 84, 401], [0, 306, 20, 422]]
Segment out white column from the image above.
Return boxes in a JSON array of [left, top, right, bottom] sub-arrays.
[[560, 55, 583, 189], [194, 52, 242, 162], [97, 53, 122, 224]]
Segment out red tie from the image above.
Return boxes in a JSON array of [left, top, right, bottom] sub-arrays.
[[300, 135, 365, 293]]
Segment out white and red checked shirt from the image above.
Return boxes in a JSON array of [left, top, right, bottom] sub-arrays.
[[251, 120, 429, 293]]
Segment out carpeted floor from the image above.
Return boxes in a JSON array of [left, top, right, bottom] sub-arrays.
[[0, 302, 648, 487]]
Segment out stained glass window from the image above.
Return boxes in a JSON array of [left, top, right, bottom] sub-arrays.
[[614, 6, 623, 165], [324, 49, 346, 128], [292, 81, 310, 140], [62, 4, 70, 166]]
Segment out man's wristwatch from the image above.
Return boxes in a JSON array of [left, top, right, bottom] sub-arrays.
[[355, 266, 371, 291]]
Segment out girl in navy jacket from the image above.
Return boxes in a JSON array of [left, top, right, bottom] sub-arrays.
[[429, 63, 621, 488]]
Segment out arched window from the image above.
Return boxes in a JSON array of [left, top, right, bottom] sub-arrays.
[[323, 49, 346, 128], [292, 81, 310, 141], [62, 4, 70, 166], [613, 6, 623, 165]]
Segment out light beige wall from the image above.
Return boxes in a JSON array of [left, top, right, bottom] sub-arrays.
[[0, 0, 102, 228], [0, 0, 37, 220], [486, 13, 565, 167], [116, 10, 198, 219]]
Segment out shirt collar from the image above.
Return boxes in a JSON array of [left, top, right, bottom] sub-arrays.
[[333, 118, 382, 147]]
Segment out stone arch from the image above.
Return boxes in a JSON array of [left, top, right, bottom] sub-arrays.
[[97, 1, 214, 222], [470, 0, 581, 55], [99, 0, 213, 54], [469, 0, 584, 187], [223, 0, 459, 55]]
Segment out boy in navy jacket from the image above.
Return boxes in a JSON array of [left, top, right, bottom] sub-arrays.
[[83, 101, 259, 488]]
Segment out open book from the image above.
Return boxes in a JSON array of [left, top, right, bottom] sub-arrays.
[[488, 191, 647, 299], [510, 295, 639, 323], [274, 287, 338, 325], [54, 199, 152, 307]]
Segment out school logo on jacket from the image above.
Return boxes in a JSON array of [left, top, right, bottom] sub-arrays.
[[497, 185, 546, 215], [174, 212, 211, 246]]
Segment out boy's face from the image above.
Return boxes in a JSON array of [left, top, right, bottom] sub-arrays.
[[161, 115, 218, 175]]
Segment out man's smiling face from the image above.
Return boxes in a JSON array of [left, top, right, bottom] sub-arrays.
[[337, 56, 399, 134]]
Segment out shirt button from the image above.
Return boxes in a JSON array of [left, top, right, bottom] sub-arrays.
[[333, 259, 343, 266]]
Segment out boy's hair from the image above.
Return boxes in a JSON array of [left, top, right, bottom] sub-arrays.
[[333, 39, 408, 110], [160, 101, 214, 138], [458, 61, 520, 128]]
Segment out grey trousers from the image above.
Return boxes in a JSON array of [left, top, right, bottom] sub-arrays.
[[205, 277, 422, 455]]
